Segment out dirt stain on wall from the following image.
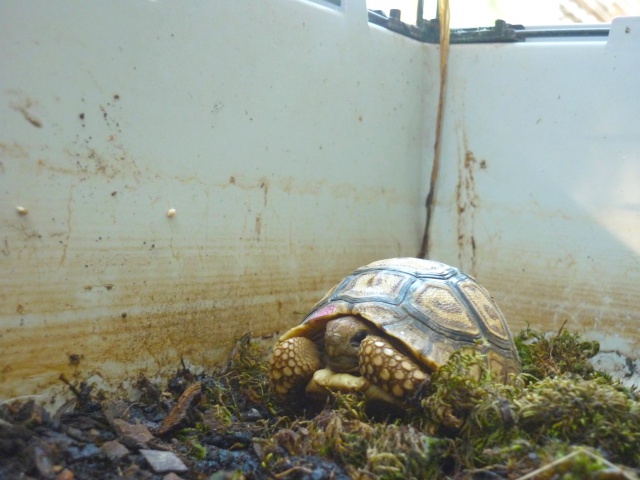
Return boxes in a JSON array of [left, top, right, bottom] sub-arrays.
[[0, 244, 377, 409], [9, 93, 43, 128], [456, 144, 484, 276]]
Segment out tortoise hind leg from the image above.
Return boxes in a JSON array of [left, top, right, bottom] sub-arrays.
[[269, 337, 322, 399]]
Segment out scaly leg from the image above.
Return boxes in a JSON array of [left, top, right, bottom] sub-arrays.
[[269, 337, 322, 399]]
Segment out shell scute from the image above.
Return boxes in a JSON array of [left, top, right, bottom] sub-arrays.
[[458, 279, 509, 341], [407, 282, 480, 337], [337, 270, 412, 304]]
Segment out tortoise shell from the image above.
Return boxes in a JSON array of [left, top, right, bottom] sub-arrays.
[[280, 257, 520, 380]]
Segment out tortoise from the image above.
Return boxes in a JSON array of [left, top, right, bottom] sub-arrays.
[[268, 257, 520, 407]]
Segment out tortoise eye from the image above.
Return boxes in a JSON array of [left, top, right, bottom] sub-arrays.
[[350, 330, 369, 347]]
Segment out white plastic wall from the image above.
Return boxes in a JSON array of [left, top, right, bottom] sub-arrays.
[[0, 0, 434, 402], [2, 0, 639, 403]]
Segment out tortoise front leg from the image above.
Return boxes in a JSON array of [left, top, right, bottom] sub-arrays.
[[359, 335, 430, 400], [268, 337, 322, 399]]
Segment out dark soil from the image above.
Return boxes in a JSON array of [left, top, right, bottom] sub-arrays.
[[0, 336, 343, 480]]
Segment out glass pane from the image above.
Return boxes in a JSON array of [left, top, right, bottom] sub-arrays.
[[367, 0, 640, 27], [448, 0, 640, 27]]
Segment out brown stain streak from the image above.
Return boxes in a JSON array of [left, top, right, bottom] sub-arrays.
[[260, 178, 269, 207], [254, 215, 262, 238], [1, 262, 340, 319], [11, 99, 43, 128], [225, 174, 410, 205], [0, 236, 383, 393], [37, 147, 143, 182], [0, 262, 356, 401], [59, 186, 74, 268], [456, 136, 483, 275], [26, 150, 410, 207]]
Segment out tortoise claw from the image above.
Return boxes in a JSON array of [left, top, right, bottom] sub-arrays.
[[306, 368, 404, 406]]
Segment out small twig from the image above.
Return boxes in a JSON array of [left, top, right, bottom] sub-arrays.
[[0, 417, 14, 427], [59, 374, 82, 398], [122, 402, 140, 418], [515, 448, 623, 480], [0, 395, 44, 406], [273, 466, 314, 478], [548, 319, 569, 368], [419, 0, 450, 258], [555, 319, 569, 337], [464, 467, 506, 479]]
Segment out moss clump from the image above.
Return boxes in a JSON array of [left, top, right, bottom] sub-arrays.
[[416, 346, 512, 434], [409, 339, 640, 478], [214, 332, 282, 416], [465, 442, 637, 480], [246, 326, 640, 478], [516, 322, 601, 380], [463, 373, 639, 470], [266, 394, 443, 479]]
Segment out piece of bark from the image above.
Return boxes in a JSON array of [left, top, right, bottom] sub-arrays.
[[157, 382, 202, 436]]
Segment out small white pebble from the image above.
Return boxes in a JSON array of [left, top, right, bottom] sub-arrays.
[[16, 205, 28, 216], [167, 208, 176, 218], [140, 449, 188, 473]]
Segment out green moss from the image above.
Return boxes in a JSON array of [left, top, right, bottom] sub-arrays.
[[416, 346, 505, 434], [266, 403, 443, 479], [408, 334, 640, 476], [230, 327, 640, 478], [216, 332, 281, 417], [516, 322, 602, 380]]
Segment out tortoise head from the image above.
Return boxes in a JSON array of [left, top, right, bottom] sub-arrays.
[[323, 315, 376, 373]]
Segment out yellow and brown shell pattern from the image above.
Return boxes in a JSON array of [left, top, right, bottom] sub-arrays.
[[269, 257, 520, 404]]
